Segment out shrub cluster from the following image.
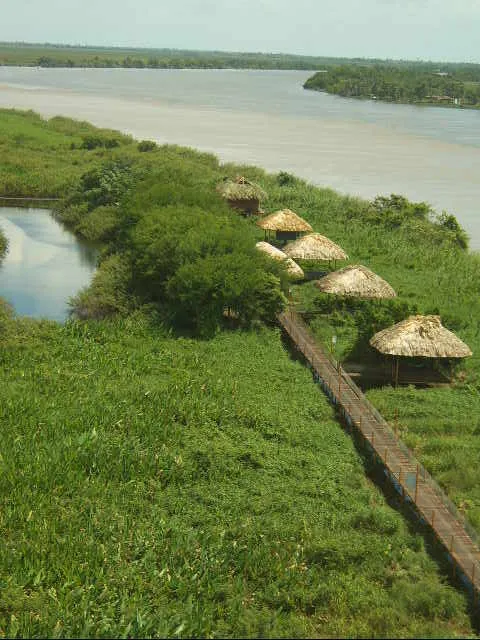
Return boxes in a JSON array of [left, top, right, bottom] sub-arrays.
[[64, 156, 288, 334]]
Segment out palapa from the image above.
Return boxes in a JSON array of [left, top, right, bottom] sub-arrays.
[[370, 315, 472, 358], [256, 209, 312, 233], [217, 176, 267, 203], [255, 241, 304, 279], [283, 233, 348, 261], [315, 264, 396, 298]]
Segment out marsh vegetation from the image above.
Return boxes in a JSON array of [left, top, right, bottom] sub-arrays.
[[1, 109, 479, 636]]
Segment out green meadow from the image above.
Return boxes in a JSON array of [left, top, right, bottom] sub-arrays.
[[0, 109, 479, 636], [0, 312, 475, 637]]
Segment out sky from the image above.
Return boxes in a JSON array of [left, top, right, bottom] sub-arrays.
[[1, 0, 480, 63]]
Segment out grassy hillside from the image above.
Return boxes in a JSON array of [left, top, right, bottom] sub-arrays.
[[0, 311, 475, 637]]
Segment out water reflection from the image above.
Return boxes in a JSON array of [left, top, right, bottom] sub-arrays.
[[0, 208, 97, 322]]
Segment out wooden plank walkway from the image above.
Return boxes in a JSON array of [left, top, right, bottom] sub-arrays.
[[279, 309, 480, 603]]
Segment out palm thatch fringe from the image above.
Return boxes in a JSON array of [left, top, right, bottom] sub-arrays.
[[284, 233, 348, 261], [255, 241, 304, 279], [217, 175, 267, 202], [315, 264, 396, 298], [370, 315, 472, 358], [256, 209, 313, 232]]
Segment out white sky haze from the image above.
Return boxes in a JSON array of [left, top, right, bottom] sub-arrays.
[[1, 0, 479, 62]]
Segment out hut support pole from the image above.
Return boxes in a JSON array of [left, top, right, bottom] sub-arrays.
[[415, 465, 420, 502], [395, 357, 400, 388]]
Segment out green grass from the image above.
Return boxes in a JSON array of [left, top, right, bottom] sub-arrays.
[[0, 314, 475, 637], [0, 110, 134, 197], [276, 188, 480, 534], [1, 108, 480, 634]]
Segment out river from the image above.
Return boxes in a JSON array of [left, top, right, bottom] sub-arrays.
[[0, 208, 97, 321], [0, 67, 479, 247]]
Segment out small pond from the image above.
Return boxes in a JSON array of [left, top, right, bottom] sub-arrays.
[[0, 208, 97, 322]]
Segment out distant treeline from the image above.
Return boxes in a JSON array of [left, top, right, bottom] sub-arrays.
[[0, 43, 357, 70], [304, 64, 480, 107], [3, 42, 480, 76]]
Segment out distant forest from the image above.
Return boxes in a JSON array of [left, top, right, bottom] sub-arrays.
[[0, 42, 362, 70], [304, 64, 480, 107], [2, 42, 480, 79]]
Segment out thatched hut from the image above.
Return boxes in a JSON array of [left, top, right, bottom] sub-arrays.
[[255, 241, 304, 279], [370, 315, 472, 385], [315, 264, 396, 299], [283, 233, 348, 269], [217, 176, 266, 215], [256, 209, 312, 243]]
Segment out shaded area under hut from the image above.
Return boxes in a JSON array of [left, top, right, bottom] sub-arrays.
[[255, 241, 304, 280], [370, 315, 472, 387], [315, 264, 396, 299], [217, 176, 266, 216], [284, 233, 348, 279], [257, 209, 312, 243]]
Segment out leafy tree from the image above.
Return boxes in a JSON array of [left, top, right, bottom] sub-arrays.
[[166, 253, 286, 335]]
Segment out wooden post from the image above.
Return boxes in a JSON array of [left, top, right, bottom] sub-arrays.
[[384, 448, 388, 464], [399, 468, 405, 502], [395, 357, 400, 388], [450, 535, 455, 554], [414, 465, 420, 502], [371, 432, 375, 447], [472, 564, 478, 607]]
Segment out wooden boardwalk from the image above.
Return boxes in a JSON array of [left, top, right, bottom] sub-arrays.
[[279, 309, 480, 604]]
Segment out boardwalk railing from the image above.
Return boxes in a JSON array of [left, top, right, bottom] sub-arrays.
[[279, 309, 480, 603]]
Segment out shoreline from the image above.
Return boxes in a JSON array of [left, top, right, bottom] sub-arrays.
[[1, 78, 479, 249], [304, 86, 480, 111]]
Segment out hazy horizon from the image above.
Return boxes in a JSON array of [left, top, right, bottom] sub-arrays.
[[1, 39, 479, 67], [1, 1, 480, 64]]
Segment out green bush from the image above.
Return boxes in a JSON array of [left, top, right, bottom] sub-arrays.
[[80, 135, 121, 150], [166, 253, 287, 335], [0, 228, 7, 261], [137, 140, 157, 152], [69, 255, 135, 320]]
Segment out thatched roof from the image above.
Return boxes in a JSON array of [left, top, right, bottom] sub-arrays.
[[217, 176, 267, 202], [315, 264, 396, 298], [256, 209, 313, 232], [283, 233, 348, 261], [255, 241, 304, 279], [370, 315, 472, 358]]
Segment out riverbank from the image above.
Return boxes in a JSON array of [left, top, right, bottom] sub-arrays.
[[1, 109, 479, 636], [2, 68, 480, 249]]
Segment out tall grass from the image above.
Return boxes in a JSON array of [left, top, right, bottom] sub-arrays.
[[1, 108, 480, 634], [0, 314, 474, 637]]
